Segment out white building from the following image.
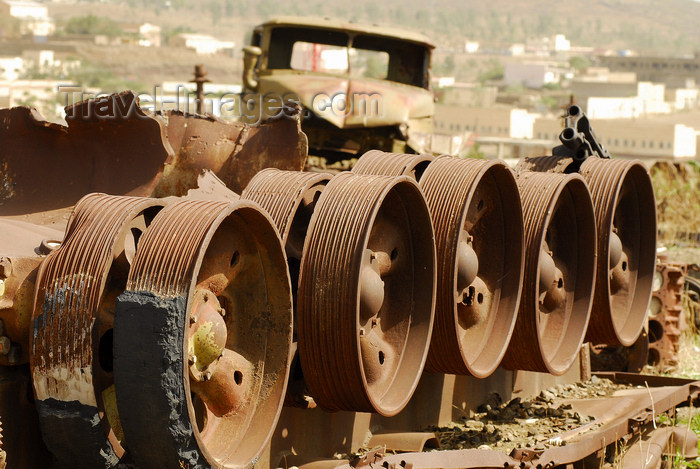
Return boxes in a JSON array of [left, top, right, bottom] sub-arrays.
[[553, 34, 570, 52], [169, 33, 235, 55], [667, 87, 699, 111], [509, 44, 525, 56], [0, 56, 24, 80], [139, 23, 161, 47], [0, 1, 54, 37], [586, 82, 671, 119], [465, 41, 480, 54]]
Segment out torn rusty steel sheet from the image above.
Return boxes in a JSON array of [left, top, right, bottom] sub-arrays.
[[155, 110, 308, 197], [1, 91, 308, 220], [0, 92, 172, 218], [30, 193, 164, 468]]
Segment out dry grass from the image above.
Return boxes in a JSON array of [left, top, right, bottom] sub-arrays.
[[651, 162, 700, 248]]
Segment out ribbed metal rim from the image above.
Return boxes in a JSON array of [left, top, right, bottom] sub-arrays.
[[420, 156, 525, 377], [580, 158, 657, 346], [115, 197, 292, 468], [297, 172, 436, 416], [352, 150, 435, 181], [502, 172, 597, 375], [30, 193, 163, 467]]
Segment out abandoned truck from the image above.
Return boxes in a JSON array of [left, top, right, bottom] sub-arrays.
[[242, 17, 435, 162]]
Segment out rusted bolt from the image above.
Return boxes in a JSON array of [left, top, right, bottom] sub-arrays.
[[0, 337, 10, 355], [0, 258, 11, 278]]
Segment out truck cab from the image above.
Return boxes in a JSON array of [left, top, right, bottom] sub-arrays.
[[242, 17, 435, 163]]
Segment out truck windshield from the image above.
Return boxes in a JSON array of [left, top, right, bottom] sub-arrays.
[[267, 26, 429, 89]]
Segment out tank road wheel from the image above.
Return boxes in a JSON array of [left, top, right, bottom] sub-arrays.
[[241, 168, 330, 408], [30, 193, 163, 468], [298, 173, 435, 416], [352, 150, 435, 181], [580, 158, 656, 346], [501, 172, 597, 375], [113, 199, 292, 468], [407, 157, 524, 377]]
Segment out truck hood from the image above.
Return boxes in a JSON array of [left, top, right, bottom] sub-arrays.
[[257, 72, 434, 129]]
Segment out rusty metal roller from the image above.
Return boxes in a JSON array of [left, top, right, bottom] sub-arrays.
[[241, 168, 330, 262], [112, 198, 292, 468], [419, 156, 525, 376], [241, 168, 330, 408], [297, 172, 435, 416], [579, 158, 656, 346], [352, 150, 435, 181], [30, 193, 163, 468], [501, 172, 597, 375]]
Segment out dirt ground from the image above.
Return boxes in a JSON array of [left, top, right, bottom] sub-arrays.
[[424, 377, 630, 454]]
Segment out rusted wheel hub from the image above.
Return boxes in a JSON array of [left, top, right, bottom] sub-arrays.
[[420, 157, 524, 377], [30, 193, 163, 468], [297, 173, 435, 416], [352, 150, 434, 181], [112, 198, 292, 468], [502, 172, 597, 375], [579, 158, 656, 346]]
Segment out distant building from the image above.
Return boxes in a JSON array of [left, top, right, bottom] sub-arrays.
[[524, 34, 573, 56], [509, 44, 525, 56], [585, 82, 670, 119], [169, 33, 234, 55], [0, 79, 63, 113], [571, 68, 638, 102], [599, 53, 700, 88], [121, 22, 162, 47], [667, 87, 699, 111], [0, 1, 55, 38], [504, 61, 572, 88], [0, 56, 24, 80], [434, 105, 536, 139], [571, 68, 696, 118], [533, 117, 696, 160], [139, 22, 161, 47], [464, 41, 479, 54], [553, 34, 570, 52]]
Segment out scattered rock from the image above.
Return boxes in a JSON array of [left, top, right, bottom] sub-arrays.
[[425, 377, 631, 455]]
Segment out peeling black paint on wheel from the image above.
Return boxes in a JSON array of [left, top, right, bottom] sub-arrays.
[[35, 399, 122, 469], [114, 290, 209, 469]]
